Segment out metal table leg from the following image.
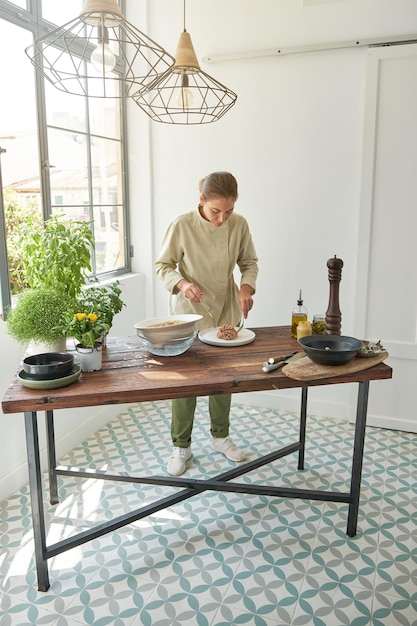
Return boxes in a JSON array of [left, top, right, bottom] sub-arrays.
[[45, 410, 58, 505], [298, 387, 308, 470], [24, 411, 50, 592], [347, 380, 370, 537]]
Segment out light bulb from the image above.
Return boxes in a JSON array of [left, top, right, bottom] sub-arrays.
[[91, 25, 116, 74], [91, 43, 116, 74], [176, 87, 194, 109]]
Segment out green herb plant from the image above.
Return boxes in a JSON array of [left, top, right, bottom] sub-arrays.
[[22, 214, 94, 299], [4, 188, 43, 295]]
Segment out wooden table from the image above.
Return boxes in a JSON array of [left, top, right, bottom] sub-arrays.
[[2, 327, 392, 591]]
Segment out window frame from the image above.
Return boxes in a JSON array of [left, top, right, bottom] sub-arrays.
[[0, 0, 131, 319]]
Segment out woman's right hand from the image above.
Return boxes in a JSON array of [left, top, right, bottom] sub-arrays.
[[176, 279, 203, 303]]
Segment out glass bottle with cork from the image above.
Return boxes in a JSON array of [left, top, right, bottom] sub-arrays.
[[291, 289, 308, 338]]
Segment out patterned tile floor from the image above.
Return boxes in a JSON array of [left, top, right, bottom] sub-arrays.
[[0, 399, 416, 626]]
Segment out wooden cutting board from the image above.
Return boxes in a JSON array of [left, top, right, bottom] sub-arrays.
[[282, 351, 389, 381]]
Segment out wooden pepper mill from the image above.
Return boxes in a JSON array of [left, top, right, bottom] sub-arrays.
[[325, 255, 343, 335]]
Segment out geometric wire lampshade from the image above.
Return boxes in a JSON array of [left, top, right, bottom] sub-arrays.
[[25, 0, 175, 99], [132, 29, 237, 124]]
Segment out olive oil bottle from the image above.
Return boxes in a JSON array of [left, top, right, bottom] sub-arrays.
[[291, 289, 308, 338]]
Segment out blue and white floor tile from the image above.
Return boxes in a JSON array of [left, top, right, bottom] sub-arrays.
[[0, 400, 416, 625]]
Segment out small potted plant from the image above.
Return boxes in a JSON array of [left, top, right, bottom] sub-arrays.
[[61, 310, 110, 371], [7, 288, 76, 354], [79, 279, 125, 344]]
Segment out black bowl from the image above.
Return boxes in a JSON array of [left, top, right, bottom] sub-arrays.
[[297, 335, 363, 366], [23, 352, 74, 380]]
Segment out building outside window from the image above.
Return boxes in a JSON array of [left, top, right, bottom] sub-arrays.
[[0, 0, 130, 318]]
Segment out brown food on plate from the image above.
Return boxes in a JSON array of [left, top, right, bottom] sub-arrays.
[[217, 324, 238, 340]]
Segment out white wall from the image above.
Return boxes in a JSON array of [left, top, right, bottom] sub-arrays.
[[127, 0, 417, 418]]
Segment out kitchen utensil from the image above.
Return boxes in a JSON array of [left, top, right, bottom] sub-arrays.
[[283, 350, 389, 381], [268, 351, 297, 365], [199, 299, 215, 326], [134, 314, 202, 342], [236, 316, 244, 334], [262, 351, 304, 373], [22, 352, 74, 380], [18, 364, 81, 389], [325, 256, 343, 335], [297, 334, 362, 366], [134, 314, 202, 356], [136, 330, 198, 356]]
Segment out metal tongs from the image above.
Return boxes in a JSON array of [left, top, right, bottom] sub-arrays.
[[236, 316, 244, 334], [199, 299, 215, 326], [262, 351, 298, 373]]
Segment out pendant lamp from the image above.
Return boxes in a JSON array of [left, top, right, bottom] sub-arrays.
[[25, 0, 175, 98], [132, 1, 237, 124]]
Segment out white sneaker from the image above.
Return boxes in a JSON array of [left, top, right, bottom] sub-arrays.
[[210, 436, 246, 462], [167, 446, 192, 476]]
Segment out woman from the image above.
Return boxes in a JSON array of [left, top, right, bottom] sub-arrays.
[[155, 171, 258, 476]]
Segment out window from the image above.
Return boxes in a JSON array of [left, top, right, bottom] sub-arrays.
[[0, 1, 130, 318], [41, 1, 83, 25], [45, 79, 126, 274], [0, 16, 41, 314], [6, 0, 26, 8]]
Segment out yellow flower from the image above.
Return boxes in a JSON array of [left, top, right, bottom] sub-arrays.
[[75, 313, 87, 321], [87, 313, 98, 322]]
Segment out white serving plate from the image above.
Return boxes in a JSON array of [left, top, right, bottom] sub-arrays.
[[198, 327, 256, 347]]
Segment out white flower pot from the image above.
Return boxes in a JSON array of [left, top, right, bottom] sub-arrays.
[[75, 342, 103, 372]]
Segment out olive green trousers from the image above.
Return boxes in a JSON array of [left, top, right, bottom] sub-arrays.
[[171, 394, 231, 448]]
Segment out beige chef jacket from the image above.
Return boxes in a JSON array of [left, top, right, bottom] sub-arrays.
[[155, 209, 258, 331]]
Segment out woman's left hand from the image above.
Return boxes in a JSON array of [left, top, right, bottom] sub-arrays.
[[238, 284, 254, 319]]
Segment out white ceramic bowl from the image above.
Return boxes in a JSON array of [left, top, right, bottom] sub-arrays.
[[134, 314, 202, 355]]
